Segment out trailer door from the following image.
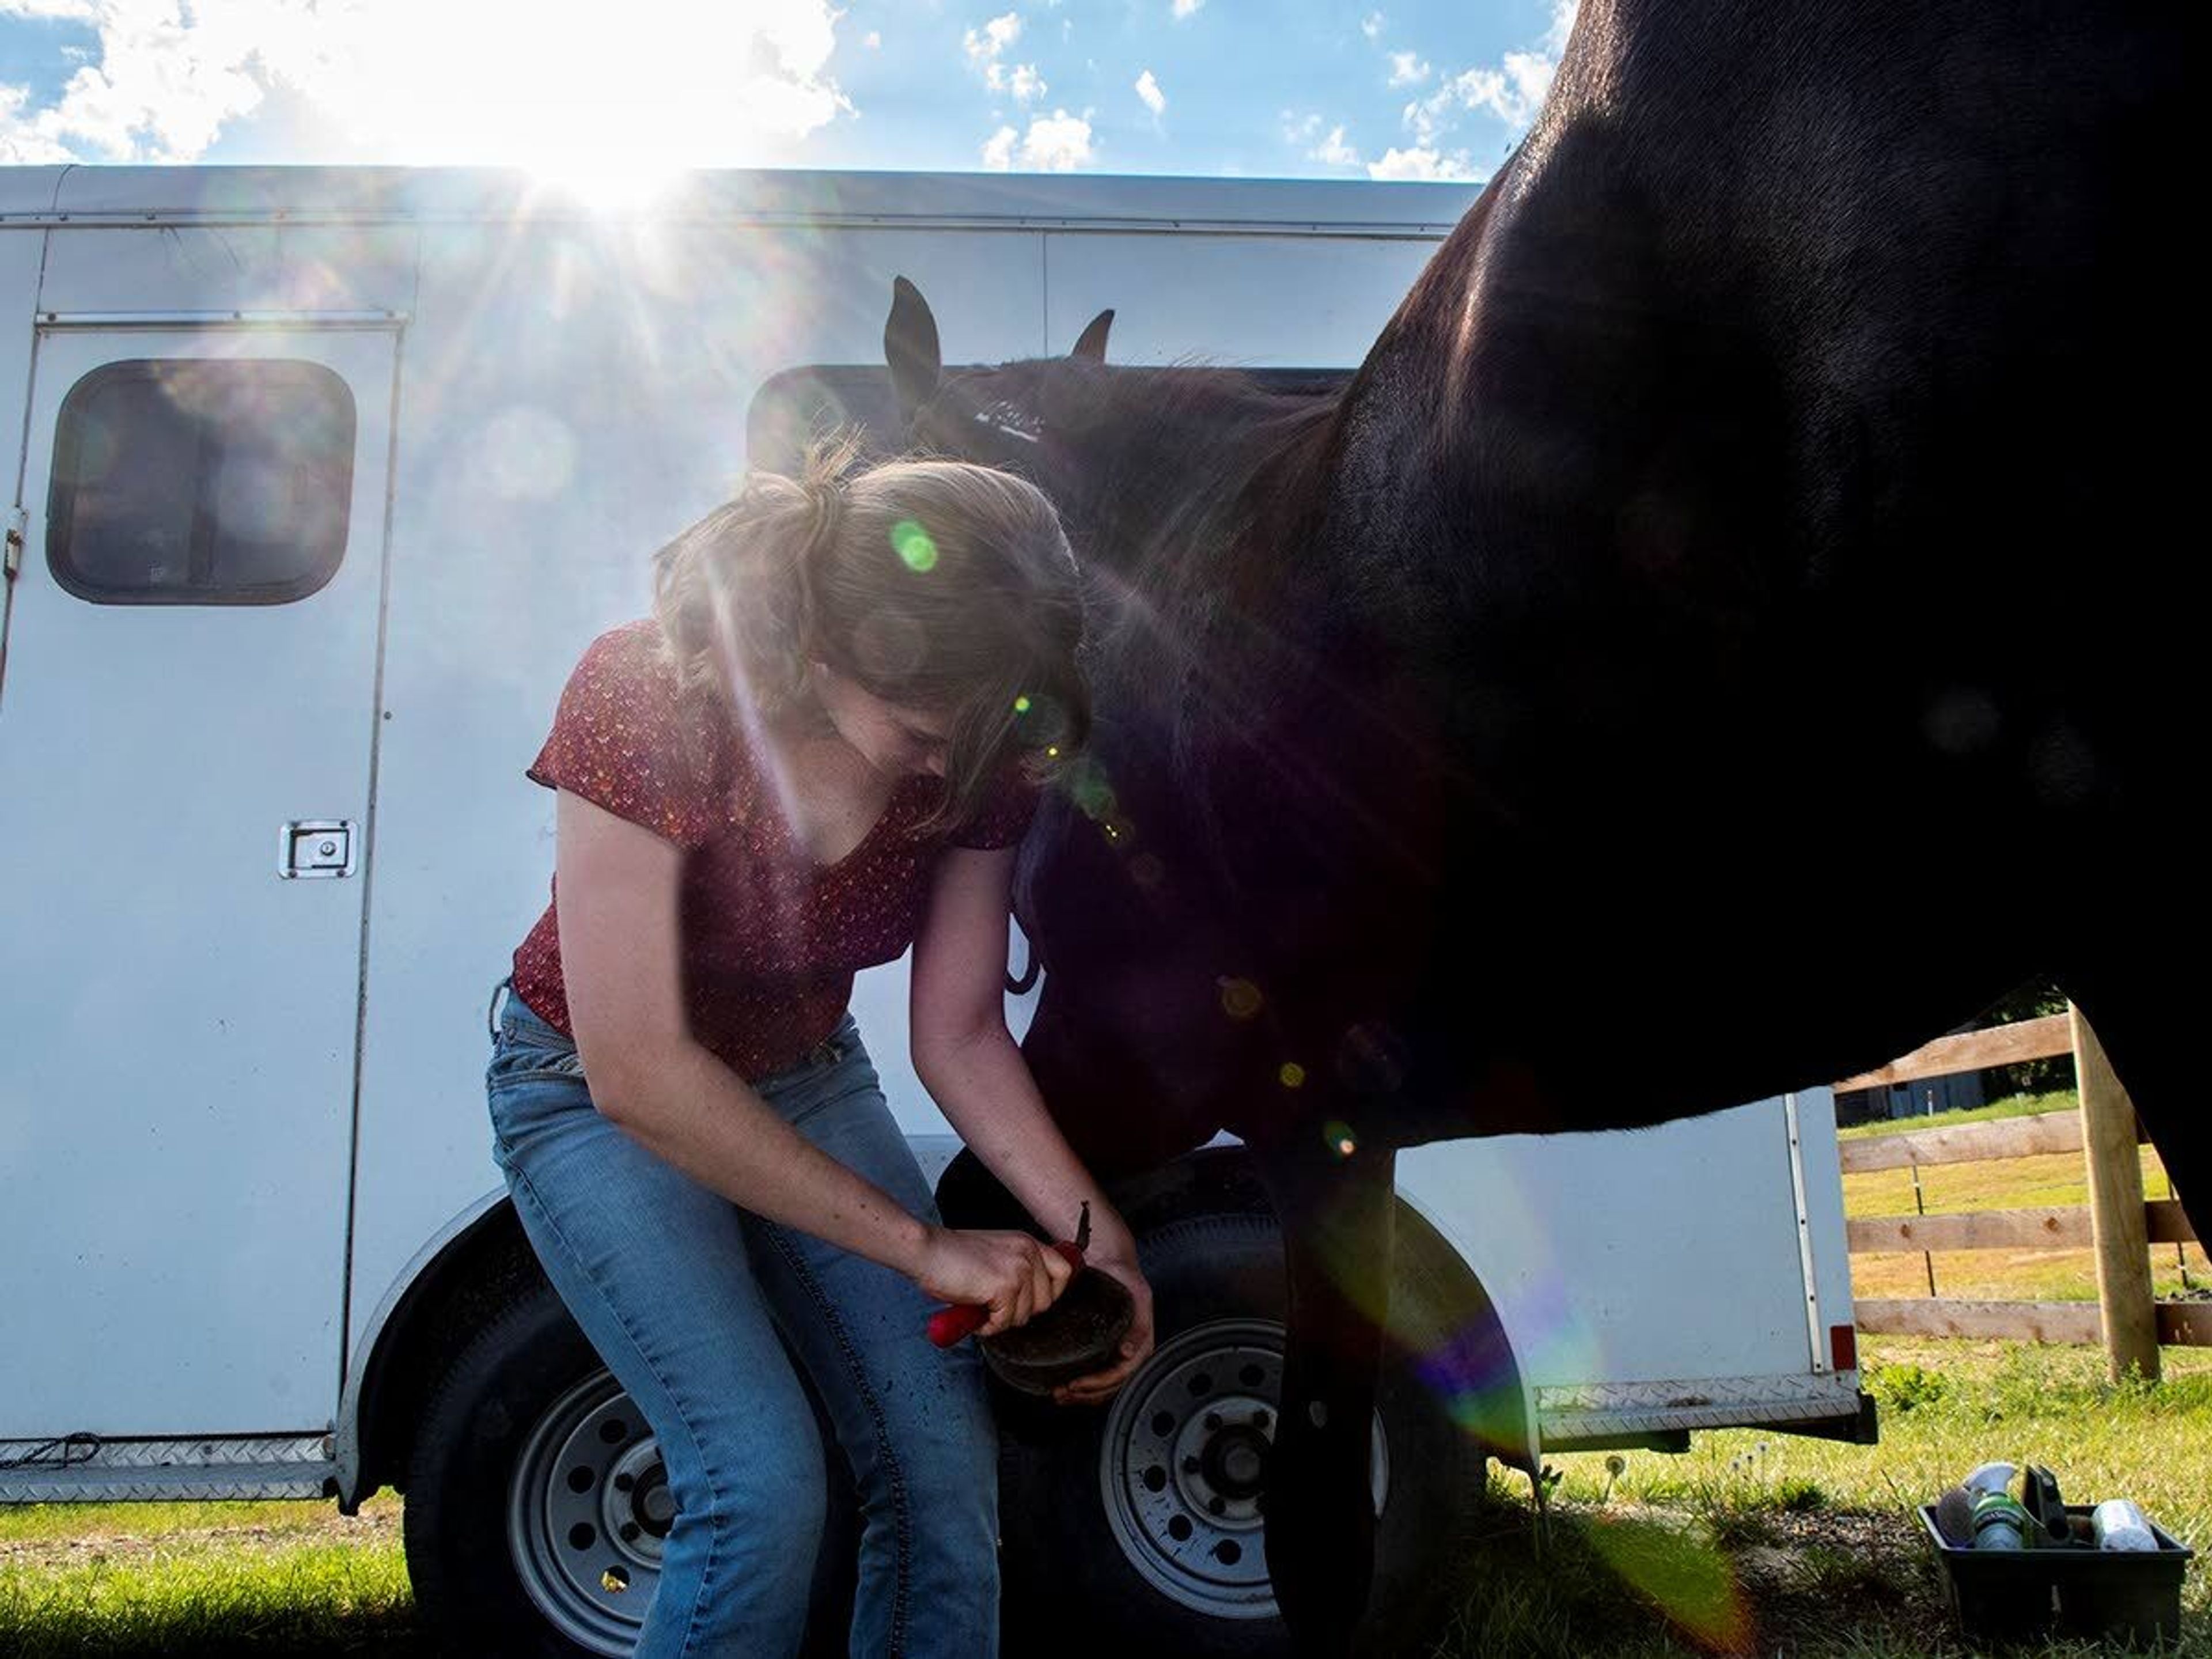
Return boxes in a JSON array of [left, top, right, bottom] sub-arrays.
[[0, 323, 397, 1436]]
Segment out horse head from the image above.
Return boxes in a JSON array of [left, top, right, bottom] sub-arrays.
[[883, 275, 1115, 493]]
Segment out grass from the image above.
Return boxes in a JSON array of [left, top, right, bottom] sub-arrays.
[[5, 1092, 2203, 1655], [5, 1342, 2205, 1656], [0, 1490, 414, 1656], [1434, 1336, 2212, 1657], [1842, 1090, 2210, 1305], [1836, 1090, 2086, 1143]]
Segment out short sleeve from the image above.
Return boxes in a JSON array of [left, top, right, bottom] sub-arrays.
[[527, 623, 727, 851], [948, 759, 1043, 851]]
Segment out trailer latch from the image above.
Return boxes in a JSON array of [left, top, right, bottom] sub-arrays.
[[280, 820, 357, 879]]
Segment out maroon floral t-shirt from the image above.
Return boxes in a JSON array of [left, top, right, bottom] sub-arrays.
[[510, 619, 1040, 1079]]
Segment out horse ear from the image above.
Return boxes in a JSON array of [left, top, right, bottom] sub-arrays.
[[885, 276, 943, 423], [1071, 308, 1114, 362]]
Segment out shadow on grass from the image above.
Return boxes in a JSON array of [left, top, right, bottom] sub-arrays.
[[1425, 1497, 2028, 1659], [0, 1608, 436, 1659]]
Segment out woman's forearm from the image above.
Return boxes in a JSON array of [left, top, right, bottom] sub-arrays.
[[593, 1038, 933, 1276], [915, 1027, 1131, 1251]]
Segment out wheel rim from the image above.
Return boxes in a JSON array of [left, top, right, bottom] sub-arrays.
[[507, 1369, 665, 1656], [1098, 1317, 1388, 1621]]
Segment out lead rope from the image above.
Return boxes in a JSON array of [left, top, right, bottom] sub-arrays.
[[0, 1432, 100, 1472]]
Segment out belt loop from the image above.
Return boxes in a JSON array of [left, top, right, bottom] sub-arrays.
[[488, 976, 512, 1041]]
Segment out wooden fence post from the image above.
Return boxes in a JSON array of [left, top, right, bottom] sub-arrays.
[[2073, 1005, 2159, 1383]]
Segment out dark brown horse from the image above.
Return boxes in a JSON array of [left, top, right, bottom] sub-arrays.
[[887, 1, 2194, 1650]]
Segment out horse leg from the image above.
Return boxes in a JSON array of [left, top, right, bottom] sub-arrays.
[[2061, 957, 2209, 1246], [1251, 1132, 1395, 1659]]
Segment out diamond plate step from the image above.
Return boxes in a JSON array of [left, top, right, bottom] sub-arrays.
[[0, 1434, 335, 1503]]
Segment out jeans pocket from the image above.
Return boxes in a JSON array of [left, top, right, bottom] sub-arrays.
[[487, 1033, 590, 1089]]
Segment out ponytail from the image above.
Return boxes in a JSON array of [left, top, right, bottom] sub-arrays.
[[652, 431, 866, 726]]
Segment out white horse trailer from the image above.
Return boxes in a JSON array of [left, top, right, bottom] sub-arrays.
[[0, 165, 1870, 1655]]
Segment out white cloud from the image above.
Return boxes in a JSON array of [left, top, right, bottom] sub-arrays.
[[1282, 111, 1359, 169], [964, 11, 1022, 66], [1361, 12, 1384, 39], [1172, 0, 1202, 17], [1310, 124, 1358, 167], [1387, 50, 1430, 87], [1, 0, 852, 171], [986, 61, 1047, 101], [1545, 0, 1581, 53], [1134, 68, 1165, 118], [967, 11, 1046, 105], [1409, 55, 1535, 144], [1368, 145, 1474, 181], [981, 106, 1093, 171], [1403, 1, 1575, 149]]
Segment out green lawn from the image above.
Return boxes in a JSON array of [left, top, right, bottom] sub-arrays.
[[0, 1489, 412, 1656], [1836, 1090, 2086, 1144], [1493, 1336, 2211, 1656], [3, 1338, 2203, 1657], [1842, 1090, 2210, 1305], [7, 1093, 2202, 1656]]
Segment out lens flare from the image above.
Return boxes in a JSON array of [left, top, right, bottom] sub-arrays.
[[891, 518, 938, 572], [1066, 758, 1116, 819], [1580, 1513, 1752, 1650], [1218, 978, 1263, 1020], [1279, 1062, 1306, 1089], [1014, 694, 1032, 714], [1323, 1118, 1357, 1158]]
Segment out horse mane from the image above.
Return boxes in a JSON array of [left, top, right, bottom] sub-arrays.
[[1036, 361, 1344, 725], [1047, 361, 1341, 584], [1015, 361, 1351, 893]]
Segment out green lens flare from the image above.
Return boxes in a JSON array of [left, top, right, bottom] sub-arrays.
[[890, 519, 938, 572]]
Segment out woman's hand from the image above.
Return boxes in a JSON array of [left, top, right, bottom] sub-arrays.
[[914, 1225, 1073, 1337], [1052, 1225, 1156, 1407]]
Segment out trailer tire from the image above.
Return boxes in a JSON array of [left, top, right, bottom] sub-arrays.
[[402, 1267, 856, 1658], [995, 1202, 1508, 1658]]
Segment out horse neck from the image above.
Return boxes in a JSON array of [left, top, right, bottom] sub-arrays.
[[1056, 374, 1340, 592]]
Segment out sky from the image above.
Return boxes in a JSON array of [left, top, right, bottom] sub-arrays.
[[0, 1, 1575, 195]]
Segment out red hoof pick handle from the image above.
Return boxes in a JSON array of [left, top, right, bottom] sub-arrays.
[[926, 1203, 1089, 1348]]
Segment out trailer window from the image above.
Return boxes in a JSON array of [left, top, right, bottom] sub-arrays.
[[46, 359, 357, 605]]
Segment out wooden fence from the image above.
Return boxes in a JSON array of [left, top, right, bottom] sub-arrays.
[[1836, 1008, 2206, 1381]]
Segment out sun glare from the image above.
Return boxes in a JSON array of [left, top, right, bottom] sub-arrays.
[[293, 0, 844, 206]]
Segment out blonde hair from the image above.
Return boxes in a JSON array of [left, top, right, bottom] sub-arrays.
[[652, 434, 1090, 838]]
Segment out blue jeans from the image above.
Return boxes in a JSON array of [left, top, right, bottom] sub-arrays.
[[485, 983, 1000, 1659]]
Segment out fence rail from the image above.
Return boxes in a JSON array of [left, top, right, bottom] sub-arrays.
[[1853, 1298, 2212, 1347], [1839, 1007, 2205, 1380]]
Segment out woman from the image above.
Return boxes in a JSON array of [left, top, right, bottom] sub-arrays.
[[485, 437, 1156, 1658]]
